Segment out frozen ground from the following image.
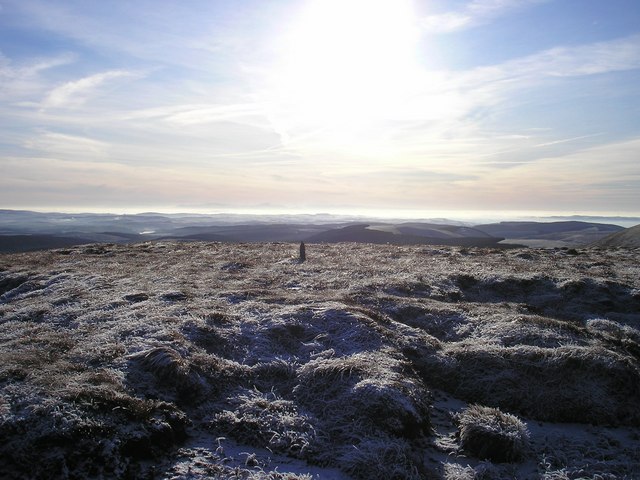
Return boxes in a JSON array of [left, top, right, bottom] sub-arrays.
[[0, 242, 639, 479]]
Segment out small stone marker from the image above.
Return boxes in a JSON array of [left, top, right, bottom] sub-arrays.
[[299, 241, 306, 262]]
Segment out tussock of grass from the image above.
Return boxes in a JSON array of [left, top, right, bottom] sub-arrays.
[[182, 317, 231, 356], [127, 345, 209, 405], [442, 462, 505, 480], [294, 351, 431, 440], [191, 350, 251, 380], [456, 405, 530, 463], [382, 301, 470, 342], [130, 346, 191, 382], [337, 436, 422, 480], [428, 341, 640, 425], [0, 274, 31, 297], [250, 357, 299, 393], [165, 444, 315, 480], [443, 463, 477, 480], [587, 318, 640, 344], [211, 389, 318, 458], [0, 369, 188, 478]]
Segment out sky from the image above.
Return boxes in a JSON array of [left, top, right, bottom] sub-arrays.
[[1, 0, 639, 217]]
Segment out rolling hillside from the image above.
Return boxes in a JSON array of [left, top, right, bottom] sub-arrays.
[[474, 221, 624, 248], [592, 224, 640, 248], [305, 223, 504, 247]]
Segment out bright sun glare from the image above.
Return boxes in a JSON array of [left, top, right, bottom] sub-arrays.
[[270, 0, 423, 149]]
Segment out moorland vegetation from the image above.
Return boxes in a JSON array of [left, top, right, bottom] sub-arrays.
[[0, 241, 639, 479]]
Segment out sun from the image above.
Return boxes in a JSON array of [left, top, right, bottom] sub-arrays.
[[267, 0, 422, 150]]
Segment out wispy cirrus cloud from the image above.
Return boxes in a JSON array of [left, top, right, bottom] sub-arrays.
[[42, 70, 139, 108], [164, 106, 259, 127], [11, 0, 265, 72], [422, 0, 551, 33], [494, 34, 640, 79], [23, 131, 110, 159], [446, 33, 640, 126], [439, 33, 640, 118], [0, 52, 75, 79], [0, 52, 76, 101]]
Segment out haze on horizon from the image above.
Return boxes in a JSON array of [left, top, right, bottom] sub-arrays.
[[1, 0, 639, 217]]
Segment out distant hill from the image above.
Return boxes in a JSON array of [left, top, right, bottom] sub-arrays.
[[592, 224, 640, 248], [167, 223, 335, 242], [0, 210, 630, 252], [305, 223, 504, 247], [475, 221, 623, 247]]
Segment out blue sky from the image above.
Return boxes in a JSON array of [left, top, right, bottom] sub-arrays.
[[1, 0, 639, 217]]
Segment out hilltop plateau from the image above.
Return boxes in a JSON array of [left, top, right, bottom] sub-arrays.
[[0, 241, 639, 479]]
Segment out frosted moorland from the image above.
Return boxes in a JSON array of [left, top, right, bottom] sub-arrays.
[[0, 241, 639, 479]]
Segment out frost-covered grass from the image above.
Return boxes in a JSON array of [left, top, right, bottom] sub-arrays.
[[456, 405, 530, 463], [0, 242, 639, 479]]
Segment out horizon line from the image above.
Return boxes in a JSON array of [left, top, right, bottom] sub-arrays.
[[2, 207, 640, 225]]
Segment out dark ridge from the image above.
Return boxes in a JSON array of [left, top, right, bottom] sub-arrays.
[[0, 235, 95, 254]]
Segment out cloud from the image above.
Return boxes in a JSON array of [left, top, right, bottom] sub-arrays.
[[500, 34, 640, 79], [533, 133, 605, 148], [0, 53, 75, 80], [0, 53, 76, 100], [422, 0, 550, 33], [428, 33, 640, 123], [439, 33, 640, 134], [23, 131, 109, 159], [42, 70, 137, 108], [12, 0, 261, 73], [262, 27, 640, 166], [160, 104, 267, 127], [532, 137, 640, 181], [0, 153, 314, 211], [458, 137, 640, 211], [19, 54, 77, 77]]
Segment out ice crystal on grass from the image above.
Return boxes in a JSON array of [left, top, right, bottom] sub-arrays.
[[443, 463, 477, 480]]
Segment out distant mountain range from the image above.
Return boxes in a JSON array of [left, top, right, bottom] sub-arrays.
[[0, 209, 633, 253]]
